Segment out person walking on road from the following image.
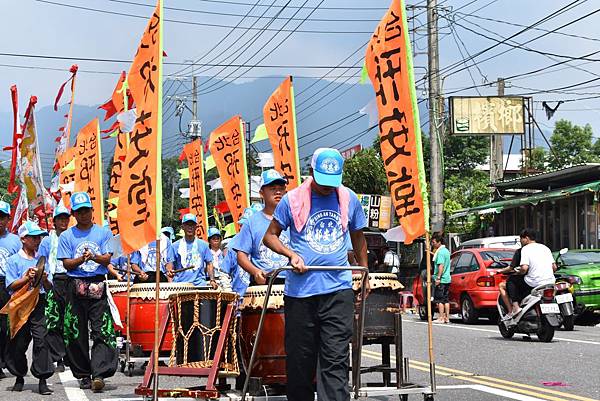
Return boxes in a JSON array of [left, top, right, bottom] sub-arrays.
[[432, 232, 451, 324]]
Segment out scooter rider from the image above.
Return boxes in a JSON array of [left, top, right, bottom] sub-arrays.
[[498, 228, 556, 319]]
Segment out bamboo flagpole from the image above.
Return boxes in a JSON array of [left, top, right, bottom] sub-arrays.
[[424, 231, 436, 390], [153, 238, 161, 400]]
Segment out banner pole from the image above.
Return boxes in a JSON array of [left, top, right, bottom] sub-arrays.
[[424, 231, 436, 392], [126, 254, 132, 368], [152, 238, 161, 401]]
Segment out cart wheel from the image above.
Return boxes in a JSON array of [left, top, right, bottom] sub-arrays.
[[119, 360, 126, 373], [423, 394, 434, 401], [399, 394, 409, 401], [127, 362, 135, 377]]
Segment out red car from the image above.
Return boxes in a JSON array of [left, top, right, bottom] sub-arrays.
[[412, 248, 515, 324]]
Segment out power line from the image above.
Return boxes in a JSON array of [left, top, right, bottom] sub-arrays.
[[33, 0, 375, 34]]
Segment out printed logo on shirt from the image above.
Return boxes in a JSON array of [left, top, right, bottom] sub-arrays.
[[258, 234, 290, 269], [305, 210, 344, 254], [74, 241, 102, 272]]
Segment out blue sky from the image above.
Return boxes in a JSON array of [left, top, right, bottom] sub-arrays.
[[1, 0, 600, 151]]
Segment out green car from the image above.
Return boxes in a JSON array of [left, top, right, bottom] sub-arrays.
[[555, 249, 600, 313]]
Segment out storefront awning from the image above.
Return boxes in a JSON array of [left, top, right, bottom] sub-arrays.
[[450, 180, 600, 220]]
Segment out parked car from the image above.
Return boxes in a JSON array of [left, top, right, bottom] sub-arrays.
[[554, 249, 600, 314], [458, 236, 520, 250], [412, 248, 515, 323]]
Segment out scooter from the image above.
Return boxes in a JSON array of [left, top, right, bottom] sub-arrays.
[[554, 275, 578, 331], [497, 276, 561, 342]]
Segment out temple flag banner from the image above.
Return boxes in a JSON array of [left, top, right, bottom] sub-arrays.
[[365, 0, 429, 244], [208, 116, 249, 232], [74, 118, 105, 225], [263, 76, 301, 189], [183, 140, 209, 240]]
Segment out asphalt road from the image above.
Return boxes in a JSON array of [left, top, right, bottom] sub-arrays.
[[1, 313, 599, 401]]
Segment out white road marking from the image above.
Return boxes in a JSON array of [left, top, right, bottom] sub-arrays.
[[60, 369, 90, 401], [470, 384, 547, 401], [406, 319, 600, 345]]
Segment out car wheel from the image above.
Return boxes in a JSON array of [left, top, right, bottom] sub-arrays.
[[461, 295, 479, 324]]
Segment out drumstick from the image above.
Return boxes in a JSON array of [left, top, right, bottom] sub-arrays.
[[113, 267, 143, 276], [170, 265, 197, 275]]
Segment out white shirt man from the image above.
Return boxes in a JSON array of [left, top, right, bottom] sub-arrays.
[[520, 242, 556, 287]]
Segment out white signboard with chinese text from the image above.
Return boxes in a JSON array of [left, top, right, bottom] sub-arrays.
[[358, 194, 393, 230], [449, 96, 525, 135]]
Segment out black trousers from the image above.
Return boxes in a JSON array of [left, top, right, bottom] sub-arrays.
[[5, 295, 54, 379], [64, 278, 118, 379], [506, 275, 534, 303], [0, 278, 9, 370], [284, 289, 354, 401], [45, 274, 68, 363]]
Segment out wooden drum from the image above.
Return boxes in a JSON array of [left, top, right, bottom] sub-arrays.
[[352, 273, 404, 339], [239, 285, 286, 385], [168, 290, 239, 376], [128, 282, 198, 353]]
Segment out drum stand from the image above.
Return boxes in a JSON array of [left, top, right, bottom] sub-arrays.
[[240, 266, 369, 401], [134, 298, 237, 399]]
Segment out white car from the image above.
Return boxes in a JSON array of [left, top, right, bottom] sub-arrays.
[[458, 236, 521, 250]]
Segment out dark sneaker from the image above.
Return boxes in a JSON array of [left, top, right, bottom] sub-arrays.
[[39, 379, 53, 395], [12, 377, 24, 392], [91, 377, 105, 393], [55, 360, 66, 373], [79, 377, 92, 390]]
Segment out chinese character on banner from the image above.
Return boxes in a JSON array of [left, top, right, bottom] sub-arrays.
[[58, 147, 76, 209], [183, 140, 209, 240], [119, 0, 163, 254], [107, 131, 128, 235], [263, 76, 301, 189], [365, 0, 429, 244], [74, 118, 105, 225], [208, 116, 250, 232]]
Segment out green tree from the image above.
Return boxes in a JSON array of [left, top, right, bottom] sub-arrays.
[[522, 147, 546, 172], [0, 166, 15, 203], [342, 148, 388, 195], [444, 135, 489, 172], [443, 170, 490, 233], [547, 119, 597, 169]]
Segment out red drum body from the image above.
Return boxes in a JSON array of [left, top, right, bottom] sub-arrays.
[[239, 285, 286, 385], [128, 283, 198, 353]]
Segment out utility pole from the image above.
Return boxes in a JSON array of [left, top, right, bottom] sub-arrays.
[[427, 0, 444, 233], [490, 78, 505, 185]]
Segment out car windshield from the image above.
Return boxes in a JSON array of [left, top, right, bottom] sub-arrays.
[[561, 251, 600, 266], [480, 250, 515, 261]]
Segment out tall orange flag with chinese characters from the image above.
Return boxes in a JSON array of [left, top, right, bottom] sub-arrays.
[[208, 116, 249, 232], [183, 140, 209, 240], [119, 0, 163, 254], [263, 76, 301, 189], [365, 0, 429, 244], [74, 118, 104, 225]]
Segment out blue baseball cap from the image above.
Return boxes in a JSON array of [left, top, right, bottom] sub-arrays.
[[161, 227, 175, 238], [311, 148, 344, 188], [182, 213, 197, 224], [53, 204, 71, 218], [0, 201, 10, 216], [18, 220, 47, 238], [208, 227, 221, 238], [260, 169, 287, 188], [70, 192, 93, 211]]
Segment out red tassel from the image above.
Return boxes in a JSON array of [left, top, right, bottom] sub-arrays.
[[178, 149, 187, 162], [100, 120, 119, 135], [215, 200, 230, 214], [98, 98, 118, 121]]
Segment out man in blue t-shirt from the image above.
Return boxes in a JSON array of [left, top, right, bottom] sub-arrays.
[[39, 204, 71, 372], [234, 169, 290, 286], [264, 148, 368, 401], [172, 214, 215, 288], [130, 234, 175, 283], [4, 220, 54, 394], [221, 208, 254, 297], [0, 200, 21, 379], [57, 192, 117, 392]]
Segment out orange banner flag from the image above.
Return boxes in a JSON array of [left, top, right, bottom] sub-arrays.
[[263, 76, 301, 189], [74, 118, 105, 225], [208, 116, 249, 232], [58, 147, 76, 208], [107, 131, 128, 234], [365, 0, 429, 244], [119, 0, 163, 254], [183, 140, 209, 240]]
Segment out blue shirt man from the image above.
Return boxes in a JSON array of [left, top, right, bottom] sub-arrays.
[[6, 221, 51, 294], [0, 201, 22, 278], [263, 148, 368, 401], [220, 208, 254, 297], [130, 234, 175, 282], [172, 214, 214, 288]]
